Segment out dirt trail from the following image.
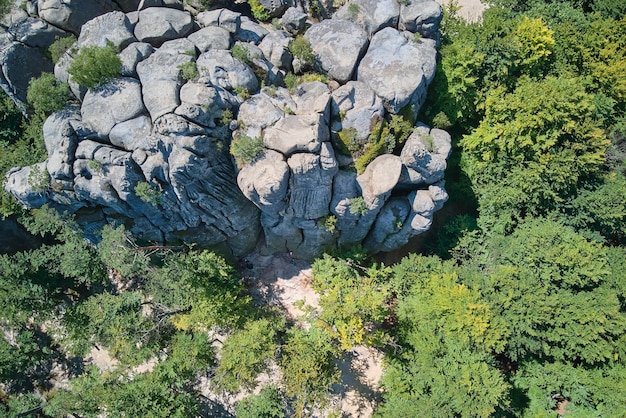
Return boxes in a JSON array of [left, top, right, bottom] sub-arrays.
[[243, 251, 384, 417]]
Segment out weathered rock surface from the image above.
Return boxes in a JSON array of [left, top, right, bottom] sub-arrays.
[[305, 19, 368, 84], [357, 27, 436, 114], [37, 0, 119, 34], [4, 3, 451, 258]]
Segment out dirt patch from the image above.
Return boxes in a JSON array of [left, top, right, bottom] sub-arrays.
[[243, 251, 384, 417]]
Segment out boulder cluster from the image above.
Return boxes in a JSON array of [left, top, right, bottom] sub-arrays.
[[3, 0, 450, 259]]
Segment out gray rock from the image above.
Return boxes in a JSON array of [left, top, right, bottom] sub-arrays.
[[257, 0, 287, 18], [37, 0, 119, 34], [357, 153, 402, 206], [281, 7, 308, 35], [237, 92, 285, 130], [237, 150, 289, 214], [188, 26, 232, 52], [81, 77, 146, 138], [291, 81, 331, 117], [401, 128, 448, 183], [44, 106, 81, 181], [304, 19, 368, 84], [196, 8, 241, 33], [429, 181, 448, 210], [4, 163, 49, 208], [138, 0, 183, 10], [258, 30, 292, 71], [109, 115, 153, 150], [263, 114, 327, 156], [114, 0, 142, 12], [196, 49, 258, 92], [331, 80, 384, 140], [334, 0, 399, 35], [119, 42, 154, 77], [136, 40, 194, 120], [77, 11, 136, 49], [363, 196, 411, 251], [261, 212, 303, 253], [409, 188, 435, 216], [7, 16, 68, 48], [286, 146, 337, 219], [235, 16, 268, 44], [357, 27, 436, 113], [1, 42, 54, 103], [134, 7, 193, 46], [399, 0, 443, 38]]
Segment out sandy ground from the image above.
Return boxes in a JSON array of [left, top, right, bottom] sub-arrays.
[[436, 0, 488, 22], [243, 251, 384, 418]]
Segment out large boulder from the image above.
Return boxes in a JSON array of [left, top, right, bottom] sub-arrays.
[[399, 0, 443, 38], [235, 16, 268, 44], [331, 80, 384, 141], [334, 0, 399, 35], [263, 114, 327, 156], [258, 30, 293, 71], [37, 0, 119, 34], [44, 106, 81, 181], [237, 150, 290, 215], [281, 7, 308, 35], [304, 19, 368, 84], [77, 11, 137, 49], [119, 42, 154, 77], [196, 8, 240, 33], [134, 7, 193, 46], [357, 27, 436, 114], [81, 77, 146, 138], [197, 49, 258, 92], [1, 42, 53, 103], [7, 16, 68, 48], [188, 26, 232, 52]]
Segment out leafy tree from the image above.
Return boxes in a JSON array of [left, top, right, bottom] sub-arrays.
[[311, 255, 391, 350], [48, 35, 77, 64], [281, 326, 339, 416], [230, 133, 265, 167], [98, 224, 150, 278], [215, 318, 281, 392], [68, 43, 122, 89], [235, 385, 285, 418], [461, 76, 608, 232], [0, 328, 51, 392]]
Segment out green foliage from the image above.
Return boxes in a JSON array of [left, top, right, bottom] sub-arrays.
[[68, 43, 122, 89], [289, 35, 315, 70], [178, 61, 199, 81], [461, 76, 608, 233], [98, 224, 150, 278], [514, 16, 555, 75], [318, 214, 338, 234], [281, 326, 340, 416], [215, 318, 281, 392], [134, 181, 162, 206], [220, 108, 234, 126], [284, 72, 300, 92], [26, 73, 71, 117], [0, 328, 51, 392], [234, 86, 251, 99], [232, 44, 252, 65], [86, 159, 102, 172], [249, 0, 270, 21], [348, 196, 367, 215], [348, 3, 359, 18], [48, 35, 77, 63], [230, 133, 264, 167], [311, 255, 392, 350], [459, 219, 626, 365], [235, 385, 285, 418]]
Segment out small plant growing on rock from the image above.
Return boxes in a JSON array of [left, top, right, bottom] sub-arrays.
[[231, 44, 251, 65], [230, 134, 264, 167], [135, 182, 162, 206], [289, 35, 315, 69], [234, 86, 251, 100], [318, 215, 338, 233], [27, 165, 50, 193], [249, 0, 270, 21], [348, 3, 360, 18], [87, 159, 103, 173], [179, 61, 199, 81], [68, 42, 122, 89], [220, 109, 234, 126], [349, 196, 368, 215], [48, 35, 77, 64], [284, 72, 300, 92], [423, 134, 436, 152]]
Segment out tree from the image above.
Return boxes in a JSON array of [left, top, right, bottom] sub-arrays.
[[235, 385, 285, 418], [461, 76, 608, 232], [26, 73, 71, 117], [68, 43, 122, 89], [214, 318, 281, 392]]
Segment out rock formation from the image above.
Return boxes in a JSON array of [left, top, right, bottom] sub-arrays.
[[3, 0, 449, 259]]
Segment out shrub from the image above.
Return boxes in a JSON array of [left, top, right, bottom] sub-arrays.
[[134, 182, 162, 206], [68, 43, 122, 89], [178, 61, 199, 81], [230, 134, 264, 167], [48, 35, 77, 64], [348, 3, 359, 18], [87, 159, 103, 173], [220, 109, 234, 126], [284, 72, 300, 92], [289, 36, 315, 68], [27, 73, 72, 117], [234, 86, 251, 100], [318, 215, 338, 233], [249, 0, 270, 21], [232, 44, 251, 65], [349, 196, 368, 215]]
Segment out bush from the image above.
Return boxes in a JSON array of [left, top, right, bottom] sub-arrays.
[[289, 36, 315, 68], [232, 44, 251, 65], [48, 35, 77, 64], [178, 61, 199, 81], [349, 196, 368, 215], [230, 134, 264, 167], [134, 182, 161, 206], [68, 43, 122, 89], [27, 73, 72, 117], [235, 386, 284, 418], [249, 0, 270, 21]]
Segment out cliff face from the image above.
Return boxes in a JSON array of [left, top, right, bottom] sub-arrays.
[[3, 0, 449, 258]]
